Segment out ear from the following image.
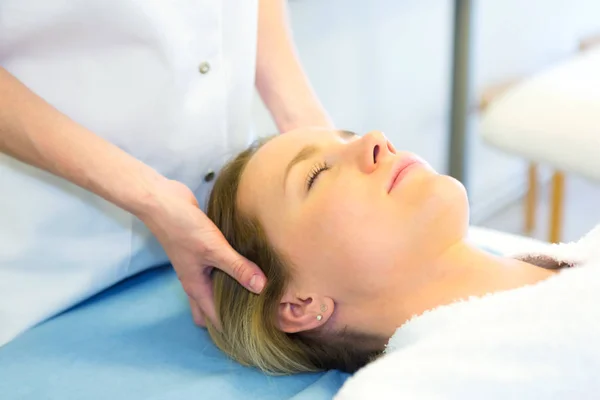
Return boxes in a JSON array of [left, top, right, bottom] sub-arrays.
[[277, 290, 335, 333]]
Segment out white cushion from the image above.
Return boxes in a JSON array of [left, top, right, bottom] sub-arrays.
[[480, 48, 600, 181]]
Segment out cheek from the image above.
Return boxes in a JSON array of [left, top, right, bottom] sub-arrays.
[[292, 187, 397, 294], [289, 172, 469, 295], [396, 173, 469, 239]]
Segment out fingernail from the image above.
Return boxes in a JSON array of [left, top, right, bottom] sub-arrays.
[[249, 274, 265, 293]]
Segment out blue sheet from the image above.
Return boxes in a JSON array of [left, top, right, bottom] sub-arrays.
[[0, 266, 349, 399]]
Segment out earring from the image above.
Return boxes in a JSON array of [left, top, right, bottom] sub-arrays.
[[316, 315, 323, 321]]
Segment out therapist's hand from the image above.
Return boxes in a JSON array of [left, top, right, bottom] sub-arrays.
[[139, 179, 266, 328], [0, 68, 264, 329]]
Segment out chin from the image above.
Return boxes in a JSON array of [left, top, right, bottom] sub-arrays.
[[443, 174, 468, 202], [427, 174, 470, 234], [441, 175, 470, 229]]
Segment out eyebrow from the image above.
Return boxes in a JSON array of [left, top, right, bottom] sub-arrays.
[[339, 130, 358, 139], [282, 130, 358, 190]]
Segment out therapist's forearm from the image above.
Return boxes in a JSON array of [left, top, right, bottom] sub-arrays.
[[256, 0, 333, 132], [0, 67, 165, 218]]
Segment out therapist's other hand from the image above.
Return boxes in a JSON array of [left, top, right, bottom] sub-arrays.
[[139, 179, 266, 328]]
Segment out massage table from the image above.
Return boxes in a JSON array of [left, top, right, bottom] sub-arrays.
[[479, 36, 600, 243], [0, 226, 549, 400]]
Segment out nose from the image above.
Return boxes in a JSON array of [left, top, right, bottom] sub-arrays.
[[354, 131, 396, 173]]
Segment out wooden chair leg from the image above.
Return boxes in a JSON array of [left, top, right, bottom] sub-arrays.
[[525, 163, 537, 235], [549, 171, 565, 243]]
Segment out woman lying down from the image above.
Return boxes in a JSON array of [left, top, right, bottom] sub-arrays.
[[204, 127, 600, 399]]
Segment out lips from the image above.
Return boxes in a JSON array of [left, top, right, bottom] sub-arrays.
[[387, 157, 422, 193]]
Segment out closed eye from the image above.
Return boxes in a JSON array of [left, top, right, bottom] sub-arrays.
[[306, 162, 330, 191]]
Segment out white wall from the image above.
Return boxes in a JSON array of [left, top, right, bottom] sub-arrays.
[[252, 0, 600, 223], [253, 0, 453, 173]]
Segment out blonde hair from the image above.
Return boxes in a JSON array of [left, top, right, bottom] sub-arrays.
[[205, 137, 384, 375]]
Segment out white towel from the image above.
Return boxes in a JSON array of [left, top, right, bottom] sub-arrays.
[[335, 226, 600, 399]]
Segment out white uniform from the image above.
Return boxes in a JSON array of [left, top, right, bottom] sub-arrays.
[[0, 0, 258, 346]]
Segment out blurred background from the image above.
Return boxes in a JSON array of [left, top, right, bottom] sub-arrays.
[[252, 0, 600, 243]]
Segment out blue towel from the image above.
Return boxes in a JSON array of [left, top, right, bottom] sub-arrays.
[[0, 266, 348, 399]]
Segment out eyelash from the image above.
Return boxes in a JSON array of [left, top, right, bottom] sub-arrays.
[[306, 161, 331, 190]]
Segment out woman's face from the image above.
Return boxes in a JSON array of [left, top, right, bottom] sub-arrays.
[[237, 128, 468, 336]]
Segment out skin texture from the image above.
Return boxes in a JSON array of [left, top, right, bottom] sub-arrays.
[[237, 128, 557, 339]]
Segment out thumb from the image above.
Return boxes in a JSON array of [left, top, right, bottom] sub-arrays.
[[216, 247, 266, 294]]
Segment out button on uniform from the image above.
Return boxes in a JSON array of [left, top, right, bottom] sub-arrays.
[[199, 62, 210, 74], [204, 170, 215, 182]]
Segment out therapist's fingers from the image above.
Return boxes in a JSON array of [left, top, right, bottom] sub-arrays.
[[188, 296, 206, 327], [211, 244, 266, 295], [187, 271, 222, 330], [194, 215, 266, 295]]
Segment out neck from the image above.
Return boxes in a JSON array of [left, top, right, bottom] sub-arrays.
[[378, 241, 557, 338]]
